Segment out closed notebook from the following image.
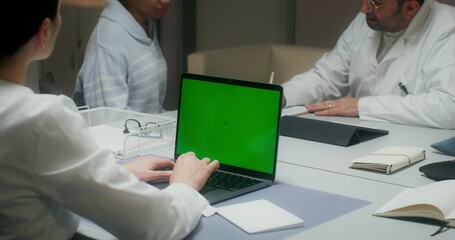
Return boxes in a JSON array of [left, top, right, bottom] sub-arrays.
[[350, 146, 425, 174], [216, 199, 304, 234]]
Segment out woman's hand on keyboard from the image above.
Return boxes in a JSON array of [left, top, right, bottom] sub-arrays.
[[170, 152, 220, 191], [122, 155, 174, 182]]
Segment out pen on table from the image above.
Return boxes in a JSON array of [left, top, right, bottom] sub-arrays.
[[269, 71, 275, 84], [398, 82, 408, 95]]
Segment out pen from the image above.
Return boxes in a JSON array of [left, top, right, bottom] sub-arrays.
[[269, 72, 275, 84], [398, 82, 408, 95]]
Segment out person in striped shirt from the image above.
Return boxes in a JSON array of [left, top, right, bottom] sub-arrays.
[[73, 0, 170, 113]]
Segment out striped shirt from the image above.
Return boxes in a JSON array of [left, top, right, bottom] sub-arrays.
[[73, 0, 167, 113]]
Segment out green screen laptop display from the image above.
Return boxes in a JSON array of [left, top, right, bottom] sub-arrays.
[[175, 74, 282, 176]]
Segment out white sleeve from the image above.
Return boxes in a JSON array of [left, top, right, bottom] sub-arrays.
[[34, 97, 207, 239], [281, 13, 364, 107]]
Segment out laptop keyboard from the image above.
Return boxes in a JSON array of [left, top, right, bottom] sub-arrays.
[[204, 171, 262, 191]]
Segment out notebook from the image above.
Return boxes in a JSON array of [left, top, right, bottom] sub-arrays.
[[175, 73, 283, 204]]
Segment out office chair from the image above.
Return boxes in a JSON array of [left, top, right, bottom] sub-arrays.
[[39, 72, 61, 95]]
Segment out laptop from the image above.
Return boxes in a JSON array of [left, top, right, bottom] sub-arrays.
[[174, 73, 283, 204]]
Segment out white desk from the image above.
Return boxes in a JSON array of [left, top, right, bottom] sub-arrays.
[[277, 162, 453, 240], [79, 111, 455, 239], [164, 110, 455, 238], [279, 114, 455, 188], [79, 159, 455, 239]]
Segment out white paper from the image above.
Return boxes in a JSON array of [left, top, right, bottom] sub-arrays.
[[216, 199, 304, 234], [281, 106, 308, 117]]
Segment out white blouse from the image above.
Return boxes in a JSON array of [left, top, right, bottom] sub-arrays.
[[0, 80, 210, 239]]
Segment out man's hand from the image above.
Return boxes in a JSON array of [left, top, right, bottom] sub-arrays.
[[122, 156, 175, 182], [306, 97, 360, 117]]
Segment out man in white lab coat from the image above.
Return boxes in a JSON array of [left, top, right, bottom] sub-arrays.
[[283, 0, 455, 129]]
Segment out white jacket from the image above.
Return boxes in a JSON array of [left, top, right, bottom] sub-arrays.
[[283, 0, 455, 129], [0, 80, 209, 240]]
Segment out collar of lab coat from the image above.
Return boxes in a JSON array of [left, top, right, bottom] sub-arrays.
[[367, 0, 434, 40], [402, 0, 434, 40], [367, 0, 434, 63]]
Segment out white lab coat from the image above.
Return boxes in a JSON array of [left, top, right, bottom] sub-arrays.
[[0, 80, 211, 240], [283, 0, 455, 129]]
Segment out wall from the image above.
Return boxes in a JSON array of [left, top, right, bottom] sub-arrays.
[[193, 0, 360, 51], [25, 62, 41, 93], [295, 0, 360, 48], [41, 6, 102, 96], [160, 0, 196, 110], [26, 6, 101, 96], [439, 0, 455, 5], [195, 0, 455, 51], [160, 0, 294, 110], [195, 0, 295, 51]]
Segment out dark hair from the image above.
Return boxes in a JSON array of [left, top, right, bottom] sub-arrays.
[[0, 0, 59, 59]]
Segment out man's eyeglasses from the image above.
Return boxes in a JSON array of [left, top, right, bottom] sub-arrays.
[[366, 0, 393, 13]]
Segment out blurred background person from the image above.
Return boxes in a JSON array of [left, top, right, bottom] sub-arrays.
[[73, 0, 170, 113]]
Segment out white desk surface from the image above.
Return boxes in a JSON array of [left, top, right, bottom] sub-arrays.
[[276, 162, 454, 240], [79, 110, 455, 239], [278, 114, 455, 188], [79, 159, 455, 239]]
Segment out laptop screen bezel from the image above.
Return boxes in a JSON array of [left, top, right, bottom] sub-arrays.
[[174, 73, 282, 181]]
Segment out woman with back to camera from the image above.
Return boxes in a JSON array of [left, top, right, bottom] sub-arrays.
[[0, 1, 219, 239]]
